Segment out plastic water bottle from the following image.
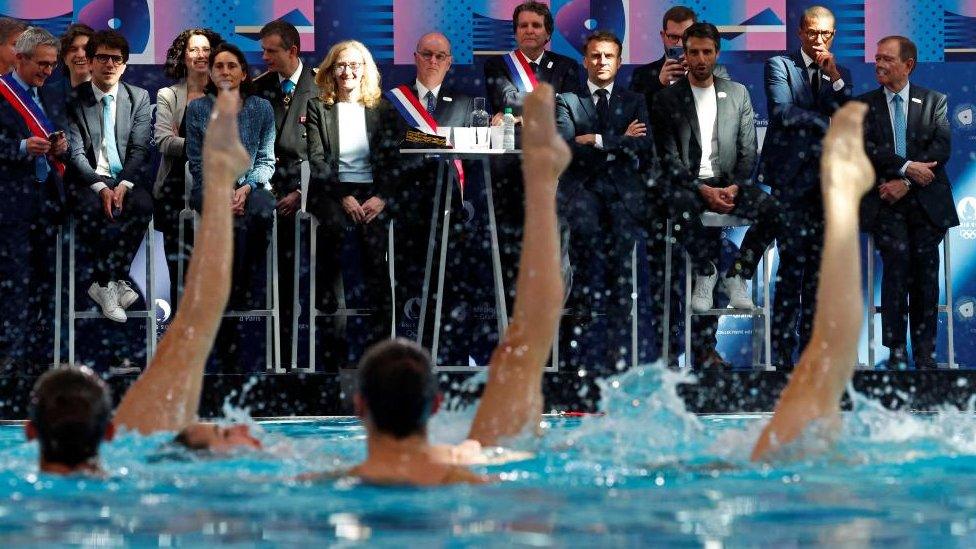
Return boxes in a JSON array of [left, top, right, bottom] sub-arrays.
[[471, 97, 490, 149], [502, 107, 516, 150]]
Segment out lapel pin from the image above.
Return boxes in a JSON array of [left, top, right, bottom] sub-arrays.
[[442, 96, 453, 102], [911, 97, 922, 104], [717, 91, 727, 98], [547, 61, 553, 69], [821, 73, 831, 80]]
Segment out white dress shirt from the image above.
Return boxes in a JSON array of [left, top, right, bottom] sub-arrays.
[[800, 48, 846, 93], [90, 82, 134, 193], [278, 60, 303, 89], [587, 79, 614, 150], [883, 83, 912, 176]]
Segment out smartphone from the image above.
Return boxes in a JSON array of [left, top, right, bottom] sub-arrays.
[[665, 45, 684, 60], [48, 130, 65, 142]]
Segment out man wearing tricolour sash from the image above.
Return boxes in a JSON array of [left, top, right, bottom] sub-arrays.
[[0, 27, 70, 372], [483, 1, 581, 314], [383, 31, 473, 343]]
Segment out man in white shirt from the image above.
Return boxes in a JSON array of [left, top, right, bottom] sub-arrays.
[[65, 30, 153, 325]]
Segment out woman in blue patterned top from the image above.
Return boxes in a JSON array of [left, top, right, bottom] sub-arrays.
[[184, 42, 276, 371]]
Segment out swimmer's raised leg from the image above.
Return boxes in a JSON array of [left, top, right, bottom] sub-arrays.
[[113, 87, 250, 433], [751, 101, 874, 461], [466, 83, 570, 447]]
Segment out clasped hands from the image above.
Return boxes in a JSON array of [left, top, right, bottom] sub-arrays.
[[699, 184, 738, 214], [341, 195, 385, 224], [574, 119, 646, 145], [879, 161, 937, 204]]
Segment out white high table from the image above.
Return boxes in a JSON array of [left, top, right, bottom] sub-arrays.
[[399, 148, 520, 370]]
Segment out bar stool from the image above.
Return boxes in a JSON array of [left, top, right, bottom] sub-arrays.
[[180, 162, 283, 372], [661, 213, 773, 370], [63, 216, 158, 369], [862, 232, 956, 369]]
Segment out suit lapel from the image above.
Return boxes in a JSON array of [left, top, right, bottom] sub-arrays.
[[873, 88, 896, 151], [80, 84, 101, 158], [791, 50, 815, 102], [433, 85, 452, 125], [115, 84, 130, 160], [906, 84, 922, 159], [279, 65, 315, 134], [678, 81, 701, 148], [536, 52, 549, 83], [714, 79, 734, 167], [324, 102, 339, 158], [577, 90, 597, 131]]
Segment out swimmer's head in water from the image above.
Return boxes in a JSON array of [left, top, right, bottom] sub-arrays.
[[174, 422, 262, 452], [356, 338, 439, 438], [26, 366, 114, 467]]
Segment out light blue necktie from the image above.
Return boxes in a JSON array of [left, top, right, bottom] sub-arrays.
[[30, 87, 49, 181], [892, 94, 906, 158], [281, 79, 295, 95], [101, 94, 123, 177]]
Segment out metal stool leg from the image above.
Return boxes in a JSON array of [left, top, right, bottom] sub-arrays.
[[866, 236, 876, 369], [662, 220, 672, 365], [67, 218, 76, 366], [684, 251, 692, 368], [53, 226, 63, 367], [631, 241, 638, 368], [944, 234, 956, 369]]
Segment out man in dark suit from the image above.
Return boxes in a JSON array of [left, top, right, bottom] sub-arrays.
[[758, 5, 851, 369], [0, 27, 69, 370], [860, 36, 958, 369], [628, 5, 729, 113], [652, 23, 781, 369], [484, 1, 581, 313], [629, 5, 728, 365], [556, 30, 655, 373], [253, 19, 315, 368], [384, 32, 473, 340], [65, 30, 153, 324]]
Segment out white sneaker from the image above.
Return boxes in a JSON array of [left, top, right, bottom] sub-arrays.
[[88, 282, 127, 322], [116, 280, 139, 310], [691, 263, 718, 313], [722, 274, 755, 309]]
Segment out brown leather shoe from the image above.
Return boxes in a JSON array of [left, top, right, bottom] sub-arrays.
[[695, 348, 732, 369]]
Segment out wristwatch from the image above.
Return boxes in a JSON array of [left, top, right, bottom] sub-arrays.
[[902, 178, 912, 189]]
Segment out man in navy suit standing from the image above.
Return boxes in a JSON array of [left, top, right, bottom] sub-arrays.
[[555, 30, 655, 373], [758, 5, 851, 369], [0, 27, 69, 370], [860, 36, 958, 369]]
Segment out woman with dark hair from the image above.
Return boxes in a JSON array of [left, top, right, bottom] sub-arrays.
[[59, 23, 94, 89], [184, 42, 276, 372], [305, 40, 398, 355], [153, 28, 223, 313]]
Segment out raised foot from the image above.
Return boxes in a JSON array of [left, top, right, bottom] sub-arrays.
[[820, 101, 875, 201]]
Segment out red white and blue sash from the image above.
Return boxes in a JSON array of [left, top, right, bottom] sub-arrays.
[[0, 73, 64, 177], [502, 49, 539, 93], [385, 84, 465, 195]]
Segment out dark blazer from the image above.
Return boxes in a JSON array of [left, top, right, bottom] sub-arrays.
[[304, 97, 398, 205], [757, 50, 851, 193], [651, 78, 756, 192], [253, 64, 317, 195], [484, 50, 581, 115], [65, 81, 152, 191], [555, 84, 654, 220], [859, 84, 959, 231], [629, 55, 730, 113], [0, 79, 69, 222]]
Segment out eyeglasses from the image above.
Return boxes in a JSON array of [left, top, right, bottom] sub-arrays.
[[664, 33, 683, 43], [333, 62, 362, 73], [803, 30, 835, 40], [416, 51, 451, 62], [27, 57, 58, 71], [93, 53, 126, 65], [186, 47, 211, 55]]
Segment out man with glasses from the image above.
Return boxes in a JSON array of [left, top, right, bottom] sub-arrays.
[[0, 27, 70, 372], [758, 6, 851, 370], [65, 31, 153, 335], [253, 19, 315, 369], [383, 32, 473, 340]]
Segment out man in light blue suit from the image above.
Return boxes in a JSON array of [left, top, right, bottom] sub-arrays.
[[757, 5, 852, 369]]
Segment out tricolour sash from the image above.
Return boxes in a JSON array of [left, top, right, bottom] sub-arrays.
[[385, 84, 465, 196], [502, 49, 539, 93], [0, 73, 64, 177]]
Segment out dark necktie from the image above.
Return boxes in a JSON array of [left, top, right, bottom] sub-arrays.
[[425, 90, 436, 115], [809, 61, 821, 94], [529, 61, 539, 75], [594, 88, 610, 133]]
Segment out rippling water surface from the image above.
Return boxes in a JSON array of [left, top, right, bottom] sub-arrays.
[[2, 364, 976, 545]]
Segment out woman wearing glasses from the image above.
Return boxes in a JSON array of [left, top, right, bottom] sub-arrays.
[[153, 28, 223, 314], [184, 42, 276, 372], [305, 40, 398, 360]]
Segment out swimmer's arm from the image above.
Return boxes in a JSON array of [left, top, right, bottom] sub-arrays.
[[751, 102, 874, 461], [468, 84, 570, 447], [114, 90, 249, 434]]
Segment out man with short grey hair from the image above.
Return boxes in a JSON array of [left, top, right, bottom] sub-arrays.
[[0, 17, 27, 74], [0, 26, 70, 371]]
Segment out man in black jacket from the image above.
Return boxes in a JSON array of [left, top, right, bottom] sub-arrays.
[[556, 30, 655, 373], [253, 19, 316, 368], [860, 36, 958, 369]]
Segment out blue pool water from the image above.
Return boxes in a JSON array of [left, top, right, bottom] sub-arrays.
[[2, 365, 976, 545]]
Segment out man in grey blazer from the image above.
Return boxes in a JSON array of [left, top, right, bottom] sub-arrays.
[[65, 30, 153, 323], [652, 23, 781, 368]]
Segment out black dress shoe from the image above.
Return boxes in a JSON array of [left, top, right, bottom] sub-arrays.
[[882, 347, 909, 370], [914, 356, 939, 370], [695, 348, 732, 369]]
